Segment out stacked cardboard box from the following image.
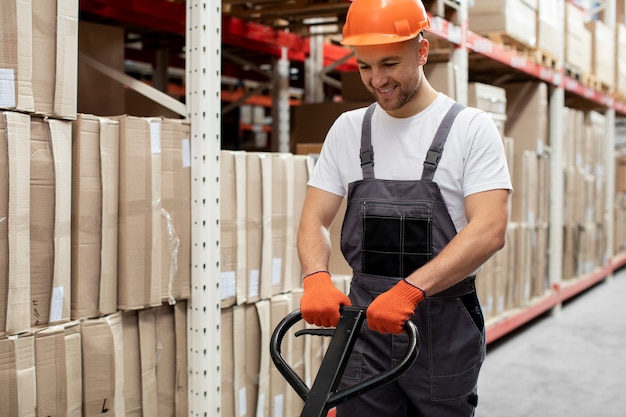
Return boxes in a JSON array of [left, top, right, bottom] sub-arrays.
[[586, 19, 615, 88], [218, 148, 318, 417], [0, 0, 78, 118], [565, 2, 592, 75], [537, 0, 564, 65], [617, 24, 626, 98], [562, 108, 608, 280], [505, 82, 550, 303], [614, 191, 626, 254], [1, 0, 79, 336], [469, 0, 538, 49]]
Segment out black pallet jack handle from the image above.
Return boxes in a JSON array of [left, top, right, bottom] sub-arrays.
[[270, 306, 419, 417]]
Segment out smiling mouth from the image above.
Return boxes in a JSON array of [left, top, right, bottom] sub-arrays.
[[376, 85, 397, 96]]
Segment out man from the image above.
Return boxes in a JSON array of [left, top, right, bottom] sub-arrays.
[[297, 0, 512, 415]]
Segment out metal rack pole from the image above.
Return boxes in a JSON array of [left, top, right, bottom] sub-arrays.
[[186, 0, 222, 415], [549, 0, 566, 306]]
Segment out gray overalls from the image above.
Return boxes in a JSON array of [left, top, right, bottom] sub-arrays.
[[336, 102, 486, 417]]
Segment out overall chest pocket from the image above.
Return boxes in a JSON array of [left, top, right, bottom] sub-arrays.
[[361, 201, 433, 277]]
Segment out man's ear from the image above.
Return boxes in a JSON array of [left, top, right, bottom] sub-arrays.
[[418, 38, 429, 65]]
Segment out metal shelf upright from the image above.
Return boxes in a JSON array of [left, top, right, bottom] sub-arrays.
[[186, 0, 222, 415]]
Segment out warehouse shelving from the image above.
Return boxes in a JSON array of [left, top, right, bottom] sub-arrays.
[[74, 0, 626, 415]]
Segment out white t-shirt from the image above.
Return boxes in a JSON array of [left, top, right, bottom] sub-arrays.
[[308, 93, 513, 233]]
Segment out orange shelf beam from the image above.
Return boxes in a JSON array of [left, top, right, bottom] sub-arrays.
[[486, 254, 626, 345]]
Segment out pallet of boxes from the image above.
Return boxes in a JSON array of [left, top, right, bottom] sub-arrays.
[[1, 3, 189, 416]]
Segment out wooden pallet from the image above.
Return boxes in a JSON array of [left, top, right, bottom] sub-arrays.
[[613, 91, 626, 103], [424, 0, 461, 25], [565, 65, 613, 94], [528, 48, 560, 71], [483, 31, 534, 56], [581, 72, 612, 94], [564, 64, 583, 83]]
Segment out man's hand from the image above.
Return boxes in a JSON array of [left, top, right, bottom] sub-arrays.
[[300, 271, 351, 327], [367, 279, 426, 334]]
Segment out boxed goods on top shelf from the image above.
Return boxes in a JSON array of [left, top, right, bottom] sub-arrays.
[[1, 0, 78, 119]]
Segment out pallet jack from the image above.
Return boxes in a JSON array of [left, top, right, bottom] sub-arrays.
[[270, 306, 419, 417]]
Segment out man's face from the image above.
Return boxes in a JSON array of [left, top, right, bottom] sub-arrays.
[[354, 37, 428, 118]]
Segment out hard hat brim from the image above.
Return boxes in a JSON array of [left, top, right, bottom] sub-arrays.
[[340, 32, 420, 46]]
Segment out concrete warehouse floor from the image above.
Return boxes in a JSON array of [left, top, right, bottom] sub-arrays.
[[476, 268, 626, 417]]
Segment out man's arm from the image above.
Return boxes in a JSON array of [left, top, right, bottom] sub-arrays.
[[405, 188, 510, 295], [297, 186, 345, 276], [297, 186, 350, 327]]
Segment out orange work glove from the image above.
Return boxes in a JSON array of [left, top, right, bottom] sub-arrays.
[[300, 271, 351, 327], [366, 279, 426, 334]]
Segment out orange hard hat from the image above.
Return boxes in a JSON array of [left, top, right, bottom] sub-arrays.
[[341, 0, 431, 46]]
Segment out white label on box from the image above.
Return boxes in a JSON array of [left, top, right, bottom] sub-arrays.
[[272, 258, 282, 286], [273, 394, 284, 417], [49, 286, 64, 323], [182, 138, 191, 167], [238, 387, 247, 417], [220, 271, 236, 300], [149, 120, 161, 154], [0, 69, 16, 108], [249, 270, 260, 298], [256, 393, 266, 417]]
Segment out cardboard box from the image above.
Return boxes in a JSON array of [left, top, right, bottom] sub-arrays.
[[174, 302, 188, 417], [537, 0, 564, 64], [565, 2, 592, 74], [0, 0, 35, 112], [138, 308, 159, 417], [160, 119, 191, 303], [503, 82, 548, 223], [81, 313, 125, 416], [65, 320, 83, 417], [122, 310, 142, 416], [269, 293, 291, 417], [35, 324, 70, 416], [32, 0, 78, 118], [233, 305, 247, 417], [425, 61, 457, 100], [117, 116, 162, 310], [289, 155, 311, 289], [221, 307, 235, 417], [285, 289, 305, 416], [616, 155, 626, 193], [616, 24, 626, 96], [468, 82, 507, 115], [255, 299, 271, 417], [246, 154, 263, 303], [71, 114, 119, 320], [221, 151, 240, 307], [532, 224, 549, 298], [258, 153, 275, 300], [243, 303, 262, 417], [0, 116, 6, 334], [469, 0, 537, 48], [586, 20, 615, 87], [1, 112, 31, 335], [0, 334, 36, 417], [30, 117, 55, 328], [30, 117, 72, 327], [272, 153, 294, 295]]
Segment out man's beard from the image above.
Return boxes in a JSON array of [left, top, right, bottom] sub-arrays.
[[373, 72, 421, 113]]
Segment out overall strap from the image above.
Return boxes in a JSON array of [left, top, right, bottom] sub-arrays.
[[360, 103, 377, 179], [421, 102, 465, 181]]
